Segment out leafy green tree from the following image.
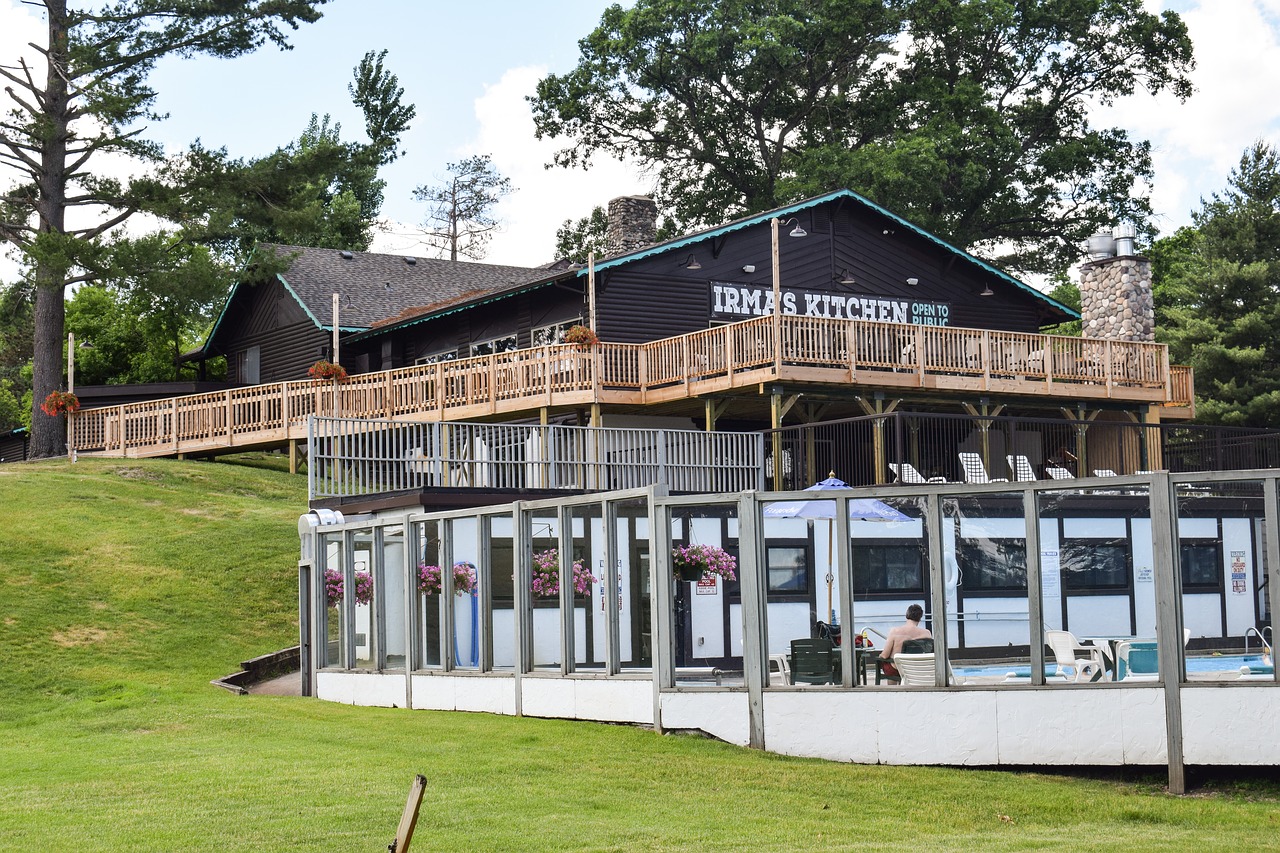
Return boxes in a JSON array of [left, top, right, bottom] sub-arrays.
[[0, 0, 328, 458], [554, 206, 609, 264], [1154, 142, 1280, 427], [0, 379, 23, 433], [167, 51, 415, 261], [531, 0, 1194, 276], [413, 155, 514, 262]]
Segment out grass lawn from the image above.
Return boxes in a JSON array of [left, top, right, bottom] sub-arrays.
[[1, 456, 1277, 851]]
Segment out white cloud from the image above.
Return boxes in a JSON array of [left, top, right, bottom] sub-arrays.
[[1093, 1, 1280, 232]]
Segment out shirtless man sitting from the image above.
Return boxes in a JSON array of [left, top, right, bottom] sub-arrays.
[[878, 603, 932, 680]]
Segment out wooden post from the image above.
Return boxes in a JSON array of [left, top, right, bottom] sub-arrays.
[[770, 389, 783, 490], [389, 774, 427, 853], [771, 217, 782, 375], [588, 251, 597, 331]]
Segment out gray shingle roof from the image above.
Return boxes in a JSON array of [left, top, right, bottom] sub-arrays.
[[261, 244, 550, 330]]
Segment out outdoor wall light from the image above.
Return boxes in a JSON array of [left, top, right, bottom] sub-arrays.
[[835, 269, 856, 285], [682, 253, 702, 270], [742, 264, 756, 274], [980, 285, 994, 297], [906, 277, 919, 286], [777, 217, 807, 238]]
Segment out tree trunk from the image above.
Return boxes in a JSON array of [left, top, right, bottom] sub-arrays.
[[28, 1, 71, 460]]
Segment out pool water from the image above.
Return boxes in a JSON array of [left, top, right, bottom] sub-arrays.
[[953, 654, 1268, 680]]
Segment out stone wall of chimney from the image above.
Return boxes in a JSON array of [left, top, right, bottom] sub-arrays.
[[1078, 254, 1155, 343], [604, 196, 658, 258]]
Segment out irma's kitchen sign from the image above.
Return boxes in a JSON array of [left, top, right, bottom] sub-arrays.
[[710, 282, 951, 326]]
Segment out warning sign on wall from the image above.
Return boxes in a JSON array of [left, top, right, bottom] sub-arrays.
[[1230, 550, 1248, 595], [696, 576, 718, 595]]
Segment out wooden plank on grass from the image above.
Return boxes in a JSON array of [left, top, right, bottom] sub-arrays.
[[390, 774, 427, 853]]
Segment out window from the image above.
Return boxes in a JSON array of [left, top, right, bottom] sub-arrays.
[[532, 319, 582, 347], [1180, 539, 1222, 591], [766, 543, 809, 594], [1061, 538, 1131, 590], [236, 345, 260, 384], [470, 335, 518, 357], [957, 536, 1027, 591], [852, 540, 925, 595], [415, 350, 458, 365]]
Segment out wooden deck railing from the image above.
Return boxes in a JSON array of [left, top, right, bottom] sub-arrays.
[[69, 315, 1194, 458]]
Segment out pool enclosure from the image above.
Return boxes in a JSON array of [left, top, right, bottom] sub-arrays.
[[299, 470, 1280, 793]]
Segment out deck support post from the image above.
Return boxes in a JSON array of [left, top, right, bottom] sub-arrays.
[[961, 400, 1005, 477], [1142, 405, 1163, 471], [289, 438, 301, 475], [858, 396, 901, 484]]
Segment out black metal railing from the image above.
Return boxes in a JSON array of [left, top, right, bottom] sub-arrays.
[[766, 412, 1280, 488]]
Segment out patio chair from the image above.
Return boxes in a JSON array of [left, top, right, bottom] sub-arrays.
[[892, 653, 937, 686], [1045, 466, 1075, 480], [959, 452, 1008, 484], [1045, 630, 1107, 682], [1006, 454, 1038, 482], [789, 637, 836, 685], [1117, 641, 1160, 682], [889, 462, 947, 484], [1092, 469, 1118, 477]]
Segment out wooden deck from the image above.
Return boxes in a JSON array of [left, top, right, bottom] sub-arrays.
[[69, 315, 1194, 459]]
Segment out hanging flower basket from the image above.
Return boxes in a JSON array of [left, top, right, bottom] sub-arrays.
[[563, 324, 599, 351], [324, 567, 373, 608], [308, 359, 348, 382], [531, 548, 597, 598], [417, 561, 478, 595], [672, 544, 737, 583], [41, 390, 80, 417]]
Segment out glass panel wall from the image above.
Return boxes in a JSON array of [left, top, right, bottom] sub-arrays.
[[415, 519, 443, 669], [382, 522, 407, 671], [616, 497, 652, 671], [1035, 485, 1152, 685], [352, 529, 375, 669], [447, 517, 481, 671], [944, 492, 1031, 687], [1178, 478, 1267, 682], [670, 502, 740, 684], [573, 503, 605, 672], [846, 496, 927, 688], [528, 512, 564, 670], [487, 513, 517, 671], [320, 531, 344, 669]]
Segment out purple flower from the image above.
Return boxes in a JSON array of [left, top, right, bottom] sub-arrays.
[[672, 544, 737, 581]]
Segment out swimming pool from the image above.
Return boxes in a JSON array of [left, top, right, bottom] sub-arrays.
[[953, 654, 1269, 680]]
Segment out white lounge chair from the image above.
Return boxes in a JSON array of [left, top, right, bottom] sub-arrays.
[[1045, 630, 1107, 682], [1006, 454, 1038, 482], [1045, 466, 1075, 480], [959, 452, 1008, 484], [1092, 468, 1118, 477], [889, 462, 947, 484]]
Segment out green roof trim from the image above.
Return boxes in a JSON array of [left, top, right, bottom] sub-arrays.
[[576, 189, 1079, 319]]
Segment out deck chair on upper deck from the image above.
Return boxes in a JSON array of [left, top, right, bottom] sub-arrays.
[[1045, 466, 1075, 480], [959, 452, 1009, 484], [1006, 455, 1038, 482], [1092, 469, 1118, 478], [890, 462, 947, 484]]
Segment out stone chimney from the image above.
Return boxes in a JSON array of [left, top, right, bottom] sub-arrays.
[[1078, 226, 1155, 342], [604, 195, 658, 257]]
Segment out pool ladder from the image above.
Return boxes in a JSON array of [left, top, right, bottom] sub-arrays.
[[1244, 626, 1272, 660]]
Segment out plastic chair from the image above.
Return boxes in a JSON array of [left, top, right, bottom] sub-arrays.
[[1045, 630, 1106, 682], [1006, 454, 1038, 482], [789, 637, 836, 685], [1092, 469, 1118, 477], [959, 452, 1008, 484], [892, 653, 935, 686], [1045, 466, 1075, 480], [889, 462, 947, 484]]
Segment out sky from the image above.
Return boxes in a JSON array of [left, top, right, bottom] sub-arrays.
[[2, 0, 1280, 284]]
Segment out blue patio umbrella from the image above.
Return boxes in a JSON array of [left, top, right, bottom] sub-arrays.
[[763, 474, 913, 621]]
